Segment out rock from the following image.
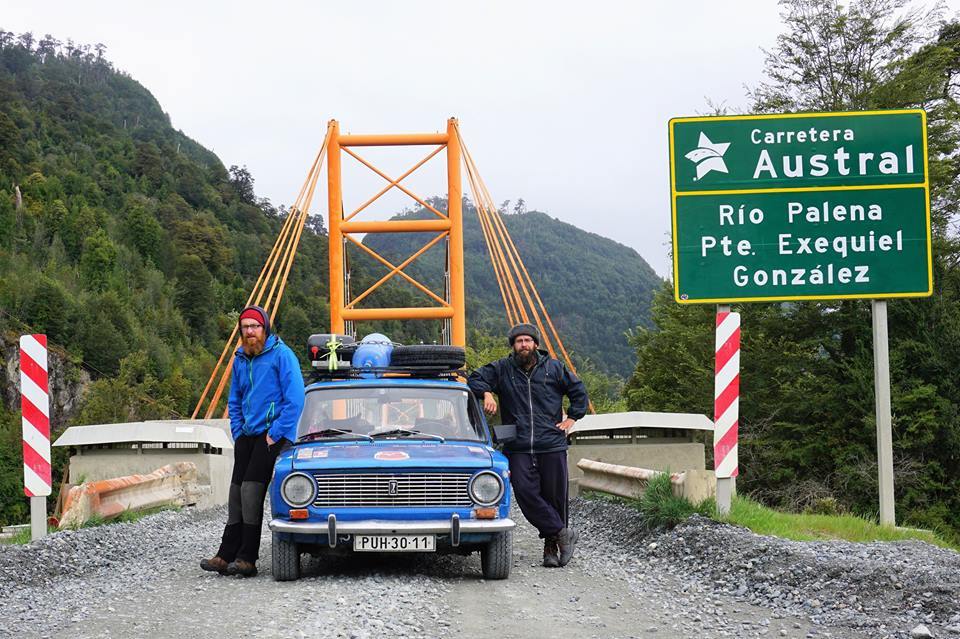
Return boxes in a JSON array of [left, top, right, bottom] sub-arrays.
[[911, 624, 933, 638]]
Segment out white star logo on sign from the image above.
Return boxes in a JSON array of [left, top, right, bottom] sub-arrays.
[[685, 132, 730, 180]]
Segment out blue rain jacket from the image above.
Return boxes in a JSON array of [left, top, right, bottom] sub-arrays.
[[227, 334, 305, 443]]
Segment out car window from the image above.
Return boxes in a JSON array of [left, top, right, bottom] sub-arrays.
[[298, 386, 483, 442]]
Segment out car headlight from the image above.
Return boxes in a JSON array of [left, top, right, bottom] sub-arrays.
[[281, 472, 316, 508], [469, 471, 504, 506]]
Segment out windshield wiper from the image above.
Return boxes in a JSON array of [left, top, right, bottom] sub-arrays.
[[299, 428, 373, 442], [369, 429, 445, 443]]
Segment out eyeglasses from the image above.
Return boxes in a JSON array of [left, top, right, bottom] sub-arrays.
[[240, 324, 263, 332]]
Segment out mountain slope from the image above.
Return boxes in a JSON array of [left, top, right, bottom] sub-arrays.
[[362, 203, 663, 375]]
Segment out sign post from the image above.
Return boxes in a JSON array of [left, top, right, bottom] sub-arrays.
[[20, 334, 51, 541], [669, 110, 931, 524]]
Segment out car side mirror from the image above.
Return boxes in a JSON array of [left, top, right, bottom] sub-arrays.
[[492, 424, 516, 444]]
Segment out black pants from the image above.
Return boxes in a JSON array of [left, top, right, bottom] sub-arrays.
[[507, 451, 568, 539], [216, 434, 287, 563]]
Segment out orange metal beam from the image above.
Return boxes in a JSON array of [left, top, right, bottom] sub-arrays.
[[344, 145, 445, 222], [342, 146, 446, 219], [446, 118, 465, 347], [341, 219, 451, 234], [344, 233, 449, 308], [339, 133, 449, 147], [342, 307, 454, 321], [328, 120, 345, 334]]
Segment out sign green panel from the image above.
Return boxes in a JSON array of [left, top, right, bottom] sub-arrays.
[[674, 188, 929, 302], [668, 110, 932, 303]]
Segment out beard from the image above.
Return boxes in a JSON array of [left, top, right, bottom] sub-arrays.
[[242, 333, 266, 356], [514, 347, 537, 368]]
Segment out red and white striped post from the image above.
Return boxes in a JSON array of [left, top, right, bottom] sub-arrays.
[[20, 334, 51, 540], [714, 308, 740, 515]]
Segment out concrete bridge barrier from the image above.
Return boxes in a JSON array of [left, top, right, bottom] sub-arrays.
[[576, 458, 716, 504], [58, 462, 206, 529]]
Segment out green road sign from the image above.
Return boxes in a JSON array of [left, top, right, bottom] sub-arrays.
[[669, 110, 932, 304]]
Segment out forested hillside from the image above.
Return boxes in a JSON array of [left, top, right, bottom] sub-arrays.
[[363, 204, 662, 376], [627, 3, 960, 541], [0, 32, 636, 524], [0, 31, 336, 417]]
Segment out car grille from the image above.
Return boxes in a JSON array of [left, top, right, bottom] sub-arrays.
[[312, 472, 473, 507]]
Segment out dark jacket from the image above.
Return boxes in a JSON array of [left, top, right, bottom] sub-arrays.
[[467, 351, 589, 454], [228, 334, 305, 443]]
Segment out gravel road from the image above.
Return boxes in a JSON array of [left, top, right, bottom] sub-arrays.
[[1, 499, 958, 638]]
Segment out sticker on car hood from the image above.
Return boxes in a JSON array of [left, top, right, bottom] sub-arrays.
[[374, 450, 410, 461]]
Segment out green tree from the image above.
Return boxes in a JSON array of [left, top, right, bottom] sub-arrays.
[[79, 228, 117, 291], [174, 254, 215, 338], [627, 2, 960, 538]]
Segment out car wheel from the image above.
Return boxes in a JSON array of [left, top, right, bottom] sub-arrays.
[[480, 530, 512, 580], [390, 345, 465, 368], [272, 531, 300, 581]]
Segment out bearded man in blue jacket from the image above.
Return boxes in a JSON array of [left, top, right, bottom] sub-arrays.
[[201, 305, 305, 577], [468, 323, 588, 569]]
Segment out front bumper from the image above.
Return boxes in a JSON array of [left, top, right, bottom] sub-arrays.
[[269, 517, 515, 535], [269, 513, 515, 548]]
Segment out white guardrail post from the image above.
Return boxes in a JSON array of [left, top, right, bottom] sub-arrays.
[[20, 334, 51, 541], [714, 309, 740, 516]]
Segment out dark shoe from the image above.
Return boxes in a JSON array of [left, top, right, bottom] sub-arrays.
[[226, 559, 258, 577], [542, 538, 560, 568], [557, 527, 579, 567], [200, 556, 229, 575]]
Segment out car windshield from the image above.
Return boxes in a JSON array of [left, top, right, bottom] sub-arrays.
[[297, 386, 484, 442]]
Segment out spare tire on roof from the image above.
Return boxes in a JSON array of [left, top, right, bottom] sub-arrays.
[[390, 345, 465, 369]]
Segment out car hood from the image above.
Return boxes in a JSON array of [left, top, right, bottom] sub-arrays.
[[287, 441, 494, 471]]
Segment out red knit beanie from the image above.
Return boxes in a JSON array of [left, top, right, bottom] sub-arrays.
[[238, 307, 269, 334]]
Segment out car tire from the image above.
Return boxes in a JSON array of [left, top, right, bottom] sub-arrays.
[[272, 532, 300, 581], [480, 530, 512, 580], [390, 345, 465, 368]]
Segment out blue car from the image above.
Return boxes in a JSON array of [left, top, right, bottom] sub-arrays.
[[268, 338, 515, 581]]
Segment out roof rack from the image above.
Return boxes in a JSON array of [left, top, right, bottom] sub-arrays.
[[308, 365, 465, 382]]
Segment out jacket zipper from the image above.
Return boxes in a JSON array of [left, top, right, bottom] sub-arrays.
[[527, 374, 534, 454]]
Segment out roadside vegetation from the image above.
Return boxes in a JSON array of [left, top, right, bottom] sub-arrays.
[[0, 505, 177, 545], [625, 0, 960, 546], [584, 472, 959, 551], [718, 495, 959, 551]]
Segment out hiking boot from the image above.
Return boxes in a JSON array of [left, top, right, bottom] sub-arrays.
[[556, 527, 579, 567], [226, 559, 258, 577], [199, 556, 229, 575], [542, 538, 560, 568]]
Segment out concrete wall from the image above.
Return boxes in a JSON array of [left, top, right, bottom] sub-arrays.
[[69, 449, 233, 508], [567, 441, 706, 479]]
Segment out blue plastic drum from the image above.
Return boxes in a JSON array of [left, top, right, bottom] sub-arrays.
[[352, 333, 394, 377]]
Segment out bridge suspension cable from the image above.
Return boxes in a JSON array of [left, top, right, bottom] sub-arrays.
[[191, 130, 329, 419], [456, 130, 594, 414], [194, 121, 593, 418]]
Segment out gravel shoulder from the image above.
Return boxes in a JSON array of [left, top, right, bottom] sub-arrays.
[[1, 499, 958, 639]]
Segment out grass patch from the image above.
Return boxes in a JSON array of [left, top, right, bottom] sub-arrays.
[[0, 506, 177, 543], [720, 496, 960, 550], [582, 478, 959, 550], [582, 473, 713, 531], [0, 524, 57, 545], [79, 505, 178, 529], [638, 472, 713, 529]]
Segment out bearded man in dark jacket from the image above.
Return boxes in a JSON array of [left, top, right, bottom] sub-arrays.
[[467, 323, 588, 568]]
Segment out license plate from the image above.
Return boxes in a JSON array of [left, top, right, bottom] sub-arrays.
[[353, 535, 436, 552]]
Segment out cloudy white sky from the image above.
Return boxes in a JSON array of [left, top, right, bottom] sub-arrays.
[[5, 1, 953, 277]]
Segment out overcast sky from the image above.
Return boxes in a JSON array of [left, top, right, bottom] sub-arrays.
[[5, 1, 954, 277]]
